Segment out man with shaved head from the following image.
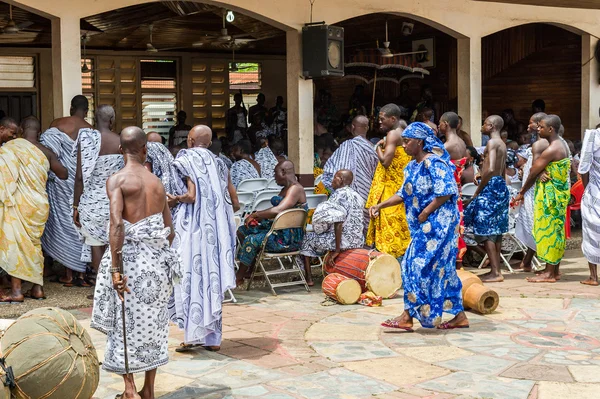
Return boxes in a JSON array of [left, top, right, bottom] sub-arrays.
[[169, 124, 239, 353], [144, 132, 177, 194], [91, 126, 178, 399], [322, 115, 378, 233], [73, 104, 123, 285], [465, 115, 510, 282], [299, 169, 365, 286], [514, 114, 571, 283], [41, 95, 93, 284]]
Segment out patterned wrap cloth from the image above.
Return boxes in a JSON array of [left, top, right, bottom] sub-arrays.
[[398, 122, 463, 328], [40, 128, 87, 273], [464, 175, 509, 237], [579, 129, 600, 264], [515, 147, 537, 251], [169, 148, 237, 347], [91, 213, 180, 374], [230, 159, 260, 188], [237, 196, 307, 267], [0, 139, 49, 286], [254, 147, 278, 180], [365, 145, 412, 258], [146, 142, 177, 195], [534, 158, 571, 264]]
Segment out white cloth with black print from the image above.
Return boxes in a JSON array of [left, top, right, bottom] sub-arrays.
[[91, 213, 180, 374], [146, 142, 177, 195]]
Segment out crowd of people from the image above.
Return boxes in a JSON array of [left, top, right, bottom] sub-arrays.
[[1, 88, 599, 398]]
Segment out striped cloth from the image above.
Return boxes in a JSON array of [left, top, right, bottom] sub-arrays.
[[39, 128, 87, 273], [321, 136, 378, 201]]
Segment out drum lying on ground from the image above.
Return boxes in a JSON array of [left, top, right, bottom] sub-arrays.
[[0, 307, 100, 399], [322, 273, 362, 305], [324, 249, 402, 298]]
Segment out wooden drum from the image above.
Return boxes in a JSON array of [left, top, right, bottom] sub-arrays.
[[0, 307, 100, 399], [324, 249, 402, 298], [322, 273, 362, 305]]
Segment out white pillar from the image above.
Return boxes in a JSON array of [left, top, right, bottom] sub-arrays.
[[457, 36, 482, 146], [581, 33, 600, 136], [52, 16, 82, 118], [286, 29, 314, 185]]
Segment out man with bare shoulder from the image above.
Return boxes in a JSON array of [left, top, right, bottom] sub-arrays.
[[73, 105, 123, 285], [440, 112, 468, 268], [365, 104, 412, 259], [515, 112, 548, 272], [514, 115, 570, 283], [464, 115, 510, 282], [41, 95, 93, 285], [91, 127, 178, 399]]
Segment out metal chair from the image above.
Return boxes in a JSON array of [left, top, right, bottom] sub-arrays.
[[237, 178, 269, 193], [246, 208, 310, 295]]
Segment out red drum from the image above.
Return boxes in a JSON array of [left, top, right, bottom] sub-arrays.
[[324, 249, 402, 298], [322, 273, 362, 305]]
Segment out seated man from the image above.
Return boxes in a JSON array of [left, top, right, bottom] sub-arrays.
[[299, 170, 365, 286], [236, 160, 307, 285]]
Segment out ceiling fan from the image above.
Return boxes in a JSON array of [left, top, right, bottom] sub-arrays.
[[378, 20, 427, 58], [146, 24, 158, 53], [192, 10, 255, 48], [0, 4, 39, 43]]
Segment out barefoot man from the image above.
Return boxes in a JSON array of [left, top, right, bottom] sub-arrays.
[[371, 122, 468, 331], [91, 127, 178, 399], [464, 115, 509, 282], [169, 125, 238, 352], [579, 128, 600, 286], [515, 112, 548, 272], [439, 112, 468, 268], [514, 115, 570, 283]]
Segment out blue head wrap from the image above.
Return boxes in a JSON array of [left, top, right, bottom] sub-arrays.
[[402, 122, 451, 162]]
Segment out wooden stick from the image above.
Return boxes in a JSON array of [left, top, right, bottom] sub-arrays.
[[370, 69, 378, 130], [116, 251, 130, 375]]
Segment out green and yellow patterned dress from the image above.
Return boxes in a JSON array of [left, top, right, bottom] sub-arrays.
[[533, 158, 571, 265]]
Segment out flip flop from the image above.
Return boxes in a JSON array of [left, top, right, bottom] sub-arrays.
[[0, 296, 24, 304], [203, 346, 221, 352], [23, 291, 46, 300], [175, 343, 202, 353], [436, 321, 470, 330], [381, 319, 414, 332]]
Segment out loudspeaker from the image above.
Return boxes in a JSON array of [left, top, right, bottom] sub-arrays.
[[302, 24, 344, 78]]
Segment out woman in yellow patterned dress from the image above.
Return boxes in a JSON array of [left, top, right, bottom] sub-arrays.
[[365, 104, 412, 259]]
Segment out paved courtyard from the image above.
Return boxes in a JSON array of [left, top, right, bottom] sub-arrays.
[[3, 249, 600, 399]]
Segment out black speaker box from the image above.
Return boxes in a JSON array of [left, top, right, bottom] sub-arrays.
[[302, 24, 344, 78]]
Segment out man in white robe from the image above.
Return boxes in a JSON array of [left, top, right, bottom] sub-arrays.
[[168, 125, 238, 351]]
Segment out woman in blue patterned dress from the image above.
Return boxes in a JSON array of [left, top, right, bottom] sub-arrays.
[[369, 122, 468, 330]]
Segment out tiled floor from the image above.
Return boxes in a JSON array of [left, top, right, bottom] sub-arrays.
[[3, 250, 600, 399]]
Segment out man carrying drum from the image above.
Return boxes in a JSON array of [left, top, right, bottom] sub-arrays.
[[298, 169, 365, 286]]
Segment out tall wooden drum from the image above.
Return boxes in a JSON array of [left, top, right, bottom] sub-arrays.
[[324, 249, 402, 298], [0, 307, 100, 399]]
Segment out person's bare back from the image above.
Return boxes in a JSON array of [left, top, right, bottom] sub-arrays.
[[109, 164, 166, 225], [99, 130, 122, 156], [50, 116, 92, 141], [445, 132, 467, 161], [482, 137, 507, 178]]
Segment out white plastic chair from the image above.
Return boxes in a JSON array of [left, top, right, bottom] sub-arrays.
[[252, 197, 274, 212], [314, 174, 323, 186], [306, 194, 327, 210], [510, 180, 523, 191], [267, 179, 283, 190], [253, 190, 282, 207], [304, 187, 315, 195], [461, 183, 477, 199], [236, 191, 255, 216], [246, 208, 310, 295], [237, 178, 269, 193]]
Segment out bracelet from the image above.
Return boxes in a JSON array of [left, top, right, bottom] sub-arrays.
[[72, 205, 78, 210]]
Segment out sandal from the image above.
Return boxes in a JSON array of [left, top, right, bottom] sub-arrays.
[[175, 343, 202, 353], [436, 321, 470, 330], [0, 295, 24, 304], [381, 319, 414, 332]]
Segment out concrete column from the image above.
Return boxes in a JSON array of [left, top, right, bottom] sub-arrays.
[[51, 16, 82, 118], [581, 33, 600, 136], [457, 36, 482, 146], [286, 29, 314, 186]]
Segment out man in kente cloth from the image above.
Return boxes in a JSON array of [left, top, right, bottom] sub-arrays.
[[299, 169, 365, 286], [0, 117, 60, 302], [322, 115, 378, 233], [169, 125, 238, 352], [369, 122, 468, 331], [515, 112, 548, 272], [464, 115, 509, 282], [365, 104, 412, 259], [514, 114, 570, 283], [91, 127, 179, 399], [439, 112, 468, 268], [41, 95, 92, 286], [73, 105, 123, 283], [144, 132, 177, 195]]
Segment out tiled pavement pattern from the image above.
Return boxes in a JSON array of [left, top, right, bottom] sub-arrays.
[[3, 249, 600, 399]]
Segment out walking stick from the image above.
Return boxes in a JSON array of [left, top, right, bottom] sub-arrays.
[[115, 250, 130, 375]]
